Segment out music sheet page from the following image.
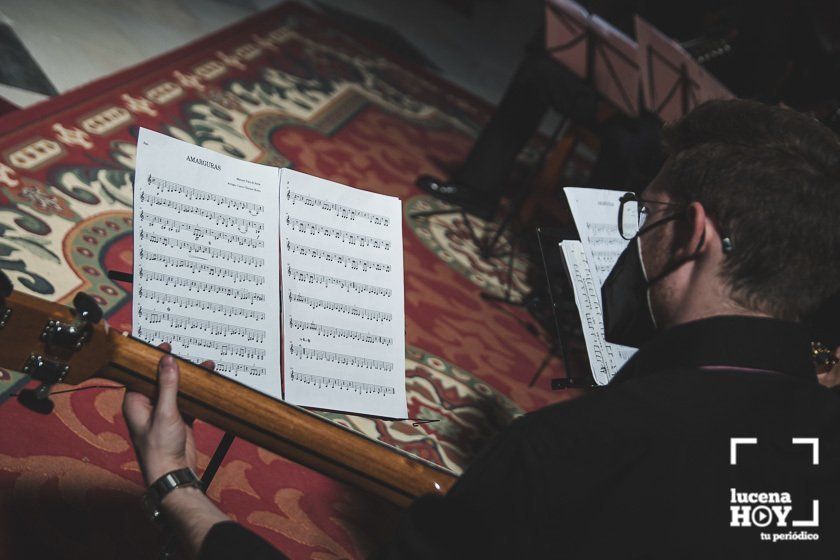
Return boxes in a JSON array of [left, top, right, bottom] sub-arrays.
[[563, 187, 636, 381], [279, 169, 406, 418], [559, 241, 633, 384], [132, 128, 282, 399], [564, 187, 631, 287]]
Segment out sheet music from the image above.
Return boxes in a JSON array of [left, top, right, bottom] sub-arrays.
[[563, 187, 636, 381], [133, 128, 282, 399], [280, 169, 406, 418], [559, 241, 634, 384], [564, 187, 631, 287]]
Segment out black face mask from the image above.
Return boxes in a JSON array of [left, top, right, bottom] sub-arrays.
[[601, 237, 658, 348], [601, 212, 688, 348]]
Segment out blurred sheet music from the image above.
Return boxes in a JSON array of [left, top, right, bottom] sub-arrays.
[[562, 187, 636, 383], [560, 241, 635, 384], [280, 169, 407, 418], [635, 15, 734, 123], [133, 128, 282, 399]]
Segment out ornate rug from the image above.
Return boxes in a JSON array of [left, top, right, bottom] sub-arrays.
[[405, 195, 531, 303], [0, 3, 574, 558]]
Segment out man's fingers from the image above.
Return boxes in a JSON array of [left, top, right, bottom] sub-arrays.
[[123, 391, 152, 432], [154, 354, 181, 421], [159, 342, 172, 353], [200, 360, 215, 371]]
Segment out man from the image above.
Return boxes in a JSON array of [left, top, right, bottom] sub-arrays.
[[124, 100, 840, 558], [416, 33, 663, 219], [420, 0, 840, 221]]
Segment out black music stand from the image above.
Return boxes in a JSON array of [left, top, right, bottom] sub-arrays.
[[635, 15, 734, 123]]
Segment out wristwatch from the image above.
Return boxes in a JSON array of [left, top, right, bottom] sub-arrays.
[[142, 467, 203, 524]]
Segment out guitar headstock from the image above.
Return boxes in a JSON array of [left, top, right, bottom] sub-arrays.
[[0, 271, 114, 412]]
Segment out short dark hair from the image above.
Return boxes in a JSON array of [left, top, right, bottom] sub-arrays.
[[660, 99, 840, 321]]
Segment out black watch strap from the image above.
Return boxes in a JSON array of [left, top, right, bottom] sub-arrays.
[[142, 467, 202, 524]]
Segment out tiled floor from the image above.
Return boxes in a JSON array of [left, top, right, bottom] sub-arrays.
[[0, 0, 542, 109]]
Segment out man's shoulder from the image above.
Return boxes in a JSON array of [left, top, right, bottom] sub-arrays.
[[519, 367, 840, 448]]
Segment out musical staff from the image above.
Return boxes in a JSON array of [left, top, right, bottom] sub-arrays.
[[286, 241, 391, 273], [134, 128, 282, 401], [139, 231, 264, 266], [138, 270, 265, 304], [290, 369, 395, 395], [149, 174, 264, 214], [140, 210, 263, 248], [138, 308, 266, 342], [286, 216, 391, 250], [138, 327, 266, 359], [289, 292, 392, 322], [289, 344, 393, 371], [142, 250, 265, 284], [289, 317, 393, 345], [141, 192, 264, 234], [287, 266, 392, 297], [286, 189, 390, 226], [139, 288, 265, 319], [181, 355, 267, 377]]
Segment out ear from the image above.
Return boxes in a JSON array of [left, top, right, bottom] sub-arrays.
[[673, 201, 711, 259]]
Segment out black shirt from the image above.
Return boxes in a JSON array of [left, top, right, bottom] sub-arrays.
[[200, 316, 840, 559]]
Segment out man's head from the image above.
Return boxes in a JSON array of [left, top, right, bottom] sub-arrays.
[[639, 99, 840, 329]]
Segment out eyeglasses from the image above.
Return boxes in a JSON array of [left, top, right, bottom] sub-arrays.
[[617, 192, 683, 240]]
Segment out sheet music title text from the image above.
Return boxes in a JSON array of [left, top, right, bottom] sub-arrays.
[[186, 155, 221, 171]]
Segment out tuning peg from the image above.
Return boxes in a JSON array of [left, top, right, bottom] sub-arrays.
[[73, 292, 102, 325], [0, 270, 11, 298], [17, 385, 54, 414]]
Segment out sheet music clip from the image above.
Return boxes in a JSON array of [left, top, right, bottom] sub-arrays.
[[551, 377, 595, 390], [107, 270, 134, 284]]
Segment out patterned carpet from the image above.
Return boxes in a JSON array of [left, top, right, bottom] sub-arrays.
[[0, 3, 573, 558]]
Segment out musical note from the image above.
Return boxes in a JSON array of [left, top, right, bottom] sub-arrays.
[[559, 240, 635, 385], [286, 241, 391, 273], [143, 251, 265, 284], [289, 344, 393, 371], [290, 369, 395, 395], [141, 289, 265, 319], [139, 231, 264, 266], [138, 308, 265, 342], [286, 266, 392, 297], [134, 129, 282, 401], [180, 355, 266, 377], [140, 211, 263, 248], [143, 193, 264, 234], [149, 174, 264, 214], [141, 328, 265, 359], [285, 216, 391, 250], [288, 292, 392, 322], [289, 317, 393, 345], [286, 189, 390, 226], [138, 270, 266, 304]]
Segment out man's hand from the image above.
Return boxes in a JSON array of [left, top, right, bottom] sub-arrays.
[[122, 344, 230, 558], [122, 343, 213, 486]]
